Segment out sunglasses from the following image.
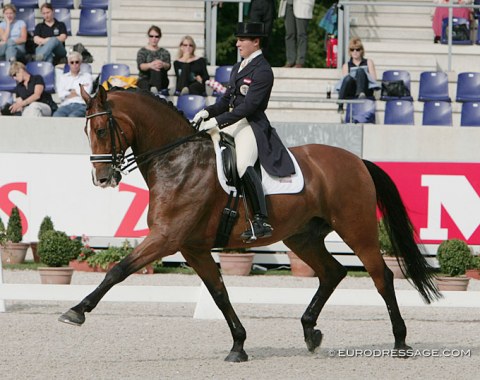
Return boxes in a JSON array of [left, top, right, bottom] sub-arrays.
[[182, 43, 193, 47], [149, 34, 160, 38], [11, 73, 17, 78], [69, 61, 80, 64], [350, 48, 362, 52]]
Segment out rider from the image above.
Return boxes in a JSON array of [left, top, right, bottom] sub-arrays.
[[193, 22, 295, 243]]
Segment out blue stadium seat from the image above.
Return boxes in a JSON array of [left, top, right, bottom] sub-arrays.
[[11, 0, 38, 8], [0, 61, 16, 92], [441, 17, 472, 45], [51, 0, 75, 9], [0, 91, 13, 108], [475, 0, 480, 19], [418, 71, 451, 102], [64, 62, 92, 74], [26, 61, 55, 93], [80, 0, 109, 10], [77, 8, 107, 36], [380, 70, 413, 101], [54, 8, 72, 36], [422, 101, 452, 126], [456, 72, 480, 102], [460, 102, 480, 127], [16, 7, 36, 34], [213, 65, 233, 96], [176, 95, 207, 121], [100, 63, 130, 84], [345, 99, 376, 124], [384, 100, 414, 125]]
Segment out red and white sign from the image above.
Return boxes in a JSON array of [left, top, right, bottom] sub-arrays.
[[1, 154, 480, 245]]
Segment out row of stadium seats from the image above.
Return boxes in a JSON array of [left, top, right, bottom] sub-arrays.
[[0, 0, 108, 9]]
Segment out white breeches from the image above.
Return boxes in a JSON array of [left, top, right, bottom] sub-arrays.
[[222, 118, 258, 178], [22, 102, 52, 117]]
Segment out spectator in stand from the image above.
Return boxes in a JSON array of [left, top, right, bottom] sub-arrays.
[[432, 0, 473, 43], [173, 36, 209, 96], [0, 4, 27, 63], [33, 3, 67, 64], [248, 0, 276, 58], [335, 37, 379, 113], [136, 25, 171, 95], [8, 61, 55, 117], [278, 0, 314, 68], [53, 51, 92, 117]]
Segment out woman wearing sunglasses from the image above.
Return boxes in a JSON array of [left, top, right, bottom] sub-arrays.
[[173, 35, 209, 96], [336, 37, 379, 113], [136, 25, 171, 95]]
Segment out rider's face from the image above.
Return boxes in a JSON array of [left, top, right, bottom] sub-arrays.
[[236, 37, 260, 59]]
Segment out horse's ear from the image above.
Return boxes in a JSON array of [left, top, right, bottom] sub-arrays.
[[80, 84, 91, 104], [97, 85, 108, 106]]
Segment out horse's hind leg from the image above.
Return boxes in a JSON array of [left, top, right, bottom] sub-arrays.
[[284, 225, 347, 353], [182, 250, 248, 363]]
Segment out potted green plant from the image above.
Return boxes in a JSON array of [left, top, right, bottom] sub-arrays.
[[378, 218, 405, 279], [37, 230, 82, 284], [465, 254, 480, 280], [31, 216, 55, 263], [435, 239, 473, 291], [69, 235, 97, 272], [218, 248, 255, 276], [0, 207, 30, 265]]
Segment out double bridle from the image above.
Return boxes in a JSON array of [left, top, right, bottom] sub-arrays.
[[86, 105, 206, 176]]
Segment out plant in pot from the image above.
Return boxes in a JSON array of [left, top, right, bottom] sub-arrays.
[[378, 218, 405, 279], [218, 248, 255, 276], [435, 239, 473, 291], [37, 230, 82, 284], [69, 235, 97, 272], [31, 216, 55, 263], [466, 254, 480, 280], [0, 207, 30, 265]]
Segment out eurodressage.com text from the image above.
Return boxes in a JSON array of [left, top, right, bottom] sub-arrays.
[[329, 349, 471, 358]]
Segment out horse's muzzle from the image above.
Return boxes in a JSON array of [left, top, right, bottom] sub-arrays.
[[91, 165, 122, 188]]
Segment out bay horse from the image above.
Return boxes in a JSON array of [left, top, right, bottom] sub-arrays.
[[59, 86, 440, 362]]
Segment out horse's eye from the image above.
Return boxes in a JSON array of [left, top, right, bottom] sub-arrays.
[[96, 128, 107, 138]]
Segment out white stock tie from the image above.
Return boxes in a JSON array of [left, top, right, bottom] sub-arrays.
[[238, 58, 249, 72]]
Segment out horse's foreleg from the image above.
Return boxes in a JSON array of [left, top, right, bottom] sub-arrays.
[[182, 250, 248, 363], [284, 233, 347, 353], [58, 236, 165, 326]]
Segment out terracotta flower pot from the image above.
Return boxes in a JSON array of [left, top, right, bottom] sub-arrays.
[[69, 259, 96, 272], [1, 242, 30, 265], [218, 252, 255, 276], [383, 256, 406, 279], [30, 242, 40, 263], [287, 251, 315, 277], [435, 276, 470, 291], [38, 267, 74, 285], [465, 269, 480, 280]]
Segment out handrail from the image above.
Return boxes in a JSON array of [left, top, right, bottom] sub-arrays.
[[338, 1, 480, 72]]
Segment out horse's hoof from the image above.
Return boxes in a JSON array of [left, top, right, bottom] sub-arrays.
[[58, 309, 85, 326], [305, 329, 323, 353], [393, 344, 413, 359], [224, 350, 248, 363]]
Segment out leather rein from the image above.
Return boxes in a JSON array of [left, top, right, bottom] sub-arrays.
[[86, 105, 205, 175]]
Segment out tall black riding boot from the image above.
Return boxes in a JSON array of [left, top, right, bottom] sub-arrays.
[[240, 166, 273, 242]]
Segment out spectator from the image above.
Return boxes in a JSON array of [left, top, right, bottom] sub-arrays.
[[278, 0, 314, 68], [136, 25, 171, 95], [173, 36, 209, 96], [0, 4, 27, 63], [248, 0, 276, 58], [33, 3, 67, 64], [432, 0, 473, 43], [53, 51, 92, 117], [8, 61, 55, 117], [335, 37, 379, 113]]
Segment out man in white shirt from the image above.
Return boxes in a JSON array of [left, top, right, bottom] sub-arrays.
[[53, 51, 93, 117]]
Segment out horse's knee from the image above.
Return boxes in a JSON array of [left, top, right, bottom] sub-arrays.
[[104, 263, 128, 285]]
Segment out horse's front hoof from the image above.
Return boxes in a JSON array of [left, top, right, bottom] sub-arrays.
[[224, 350, 248, 362], [305, 329, 323, 353], [393, 343, 413, 359], [58, 309, 85, 326]]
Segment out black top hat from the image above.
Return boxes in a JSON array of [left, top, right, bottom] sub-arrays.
[[235, 22, 266, 37]]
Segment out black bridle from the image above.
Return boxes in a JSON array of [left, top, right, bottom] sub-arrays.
[[86, 105, 206, 176]]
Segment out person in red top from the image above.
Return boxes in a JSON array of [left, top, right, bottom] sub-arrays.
[[432, 0, 473, 43]]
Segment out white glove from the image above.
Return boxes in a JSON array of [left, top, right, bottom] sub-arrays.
[[193, 109, 209, 124], [199, 117, 218, 131]]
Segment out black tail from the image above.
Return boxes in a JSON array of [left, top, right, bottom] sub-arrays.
[[363, 160, 441, 304]]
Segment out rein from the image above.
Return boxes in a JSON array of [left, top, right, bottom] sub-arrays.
[[87, 107, 206, 175]]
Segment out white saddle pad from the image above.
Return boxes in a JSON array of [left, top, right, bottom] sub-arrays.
[[210, 130, 304, 195]]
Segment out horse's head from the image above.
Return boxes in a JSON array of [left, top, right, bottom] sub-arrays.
[[82, 85, 131, 188]]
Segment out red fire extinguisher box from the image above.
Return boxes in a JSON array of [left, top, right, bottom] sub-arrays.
[[326, 35, 338, 68]]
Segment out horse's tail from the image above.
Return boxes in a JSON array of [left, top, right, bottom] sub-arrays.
[[362, 160, 441, 304]]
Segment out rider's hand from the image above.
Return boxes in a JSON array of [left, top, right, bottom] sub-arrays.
[[199, 117, 217, 131], [193, 109, 209, 124]]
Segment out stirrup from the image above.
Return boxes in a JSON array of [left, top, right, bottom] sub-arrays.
[[240, 217, 273, 243]]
